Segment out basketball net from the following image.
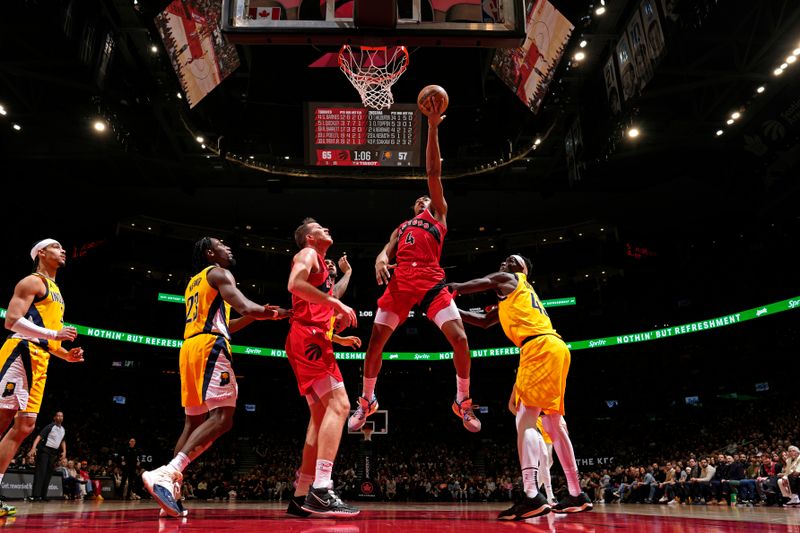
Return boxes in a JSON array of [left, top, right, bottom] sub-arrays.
[[361, 426, 374, 442], [339, 45, 409, 110]]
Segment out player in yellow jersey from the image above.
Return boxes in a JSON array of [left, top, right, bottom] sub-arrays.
[[508, 385, 557, 505], [0, 239, 84, 516], [449, 254, 592, 519], [143, 237, 289, 518]]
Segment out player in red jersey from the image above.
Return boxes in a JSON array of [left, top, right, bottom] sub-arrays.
[[347, 113, 480, 434], [286, 218, 360, 517]]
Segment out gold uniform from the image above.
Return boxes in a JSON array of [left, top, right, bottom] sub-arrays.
[[499, 272, 571, 415], [180, 266, 236, 412], [0, 274, 65, 415]]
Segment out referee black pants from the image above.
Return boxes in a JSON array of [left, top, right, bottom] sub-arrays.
[[32, 448, 59, 499]]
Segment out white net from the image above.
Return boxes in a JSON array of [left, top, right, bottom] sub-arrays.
[[338, 45, 410, 110]]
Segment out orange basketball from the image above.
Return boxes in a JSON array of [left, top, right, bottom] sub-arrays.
[[417, 85, 449, 116]]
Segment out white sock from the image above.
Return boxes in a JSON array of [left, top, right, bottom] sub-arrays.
[[456, 376, 470, 402], [362, 377, 377, 400], [522, 467, 539, 498], [538, 439, 554, 500], [0, 474, 4, 484], [167, 452, 190, 473], [312, 459, 334, 489], [294, 472, 314, 497]]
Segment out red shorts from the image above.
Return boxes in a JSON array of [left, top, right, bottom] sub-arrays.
[[376, 266, 454, 327], [285, 322, 343, 396]]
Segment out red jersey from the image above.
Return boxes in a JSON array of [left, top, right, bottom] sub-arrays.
[[395, 209, 447, 267], [290, 252, 334, 329]]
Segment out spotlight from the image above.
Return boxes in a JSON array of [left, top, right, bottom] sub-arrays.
[[196, 136, 204, 143], [757, 86, 765, 93], [787, 55, 797, 64], [12, 123, 21, 131], [150, 45, 158, 54], [730, 111, 741, 120], [774, 67, 784, 76], [574, 51, 586, 61], [595, 6, 606, 15], [249, 155, 254, 160], [780, 62, 788, 69], [794, 48, 800, 56], [579, 40, 588, 48], [726, 119, 734, 125], [177, 92, 183, 99], [201, 144, 206, 149], [716, 130, 723, 136], [0, 105, 6, 116], [284, 155, 290, 160], [534, 138, 542, 145], [627, 127, 640, 138]]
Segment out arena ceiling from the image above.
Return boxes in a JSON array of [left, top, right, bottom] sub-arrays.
[[1, 0, 799, 248]]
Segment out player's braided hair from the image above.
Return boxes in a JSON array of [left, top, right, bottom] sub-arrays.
[[192, 237, 214, 271]]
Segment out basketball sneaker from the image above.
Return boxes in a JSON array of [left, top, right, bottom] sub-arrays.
[[159, 500, 188, 518], [287, 494, 311, 517], [0, 501, 15, 517], [452, 398, 481, 432], [497, 493, 551, 520], [142, 466, 183, 518], [347, 394, 378, 432], [552, 492, 593, 513], [301, 486, 360, 517]]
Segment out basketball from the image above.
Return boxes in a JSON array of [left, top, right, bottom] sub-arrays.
[[417, 85, 449, 116]]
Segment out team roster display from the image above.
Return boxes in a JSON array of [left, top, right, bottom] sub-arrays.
[[306, 103, 422, 167]]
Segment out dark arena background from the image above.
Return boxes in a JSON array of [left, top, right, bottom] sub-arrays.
[[1, 0, 799, 531]]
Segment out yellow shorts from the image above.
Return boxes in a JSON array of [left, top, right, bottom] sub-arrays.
[[0, 338, 51, 415], [180, 334, 237, 413], [515, 334, 570, 416]]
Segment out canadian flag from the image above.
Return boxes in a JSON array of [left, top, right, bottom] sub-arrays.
[[257, 7, 281, 20]]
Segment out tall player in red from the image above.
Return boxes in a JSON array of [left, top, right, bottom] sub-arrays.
[[348, 113, 480, 433], [286, 218, 360, 517]]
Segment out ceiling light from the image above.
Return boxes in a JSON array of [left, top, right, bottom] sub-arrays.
[[627, 127, 640, 138], [716, 130, 723, 136], [93, 120, 107, 132], [12, 124, 21, 131], [196, 136, 204, 143], [0, 106, 6, 116], [787, 55, 797, 64], [534, 138, 542, 145], [780, 62, 788, 69], [574, 51, 586, 61], [731, 111, 741, 120], [757, 86, 765, 93], [150, 45, 158, 54], [726, 119, 734, 125], [176, 92, 182, 99], [773, 67, 784, 76], [793, 48, 800, 56], [595, 6, 606, 15], [579, 40, 588, 48], [249, 155, 255, 160], [201, 144, 206, 149], [284, 155, 290, 160]]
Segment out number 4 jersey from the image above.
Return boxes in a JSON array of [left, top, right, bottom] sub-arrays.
[[183, 266, 231, 340], [395, 208, 446, 270]]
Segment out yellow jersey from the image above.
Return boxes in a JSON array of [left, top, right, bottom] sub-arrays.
[[183, 266, 231, 340], [497, 272, 559, 347], [11, 274, 65, 353]]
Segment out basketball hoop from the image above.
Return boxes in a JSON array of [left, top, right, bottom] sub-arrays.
[[361, 426, 374, 442], [338, 45, 410, 110]]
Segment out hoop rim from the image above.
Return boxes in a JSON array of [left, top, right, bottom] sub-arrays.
[[338, 45, 409, 77]]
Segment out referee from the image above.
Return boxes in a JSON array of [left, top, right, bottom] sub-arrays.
[[27, 411, 66, 502]]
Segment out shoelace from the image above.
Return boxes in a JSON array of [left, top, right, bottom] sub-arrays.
[[327, 489, 344, 505]]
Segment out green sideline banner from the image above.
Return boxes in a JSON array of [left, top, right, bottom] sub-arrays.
[[156, 292, 578, 308], [2, 296, 797, 360]]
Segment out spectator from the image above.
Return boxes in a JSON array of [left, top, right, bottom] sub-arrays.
[[26, 411, 67, 502]]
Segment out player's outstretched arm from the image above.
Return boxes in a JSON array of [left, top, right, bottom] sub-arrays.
[[457, 306, 499, 329], [426, 114, 448, 220], [288, 248, 357, 331], [229, 305, 290, 333], [210, 267, 277, 320], [332, 334, 362, 350], [448, 272, 516, 296]]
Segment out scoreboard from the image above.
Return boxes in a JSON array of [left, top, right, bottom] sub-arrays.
[[305, 102, 422, 167]]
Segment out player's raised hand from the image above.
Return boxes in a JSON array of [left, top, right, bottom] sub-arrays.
[[333, 301, 358, 332], [338, 254, 351, 274], [428, 113, 445, 128]]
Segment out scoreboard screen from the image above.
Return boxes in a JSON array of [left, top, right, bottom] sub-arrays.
[[305, 102, 422, 167]]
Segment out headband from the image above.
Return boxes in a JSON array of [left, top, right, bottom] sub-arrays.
[[31, 238, 59, 260], [510, 254, 528, 275]]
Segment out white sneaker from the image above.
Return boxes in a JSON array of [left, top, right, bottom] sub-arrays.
[[347, 395, 378, 431], [142, 466, 183, 517]]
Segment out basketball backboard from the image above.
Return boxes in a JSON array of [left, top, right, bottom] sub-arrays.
[[347, 409, 389, 435], [221, 0, 525, 47]]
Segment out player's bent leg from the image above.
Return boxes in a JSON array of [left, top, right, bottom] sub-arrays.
[[349, 321, 393, 432], [440, 317, 480, 433]]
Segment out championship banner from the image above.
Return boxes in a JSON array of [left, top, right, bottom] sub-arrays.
[[640, 0, 666, 65], [616, 34, 637, 102], [603, 54, 622, 115], [626, 9, 653, 91], [491, 0, 573, 113], [154, 0, 240, 108]]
